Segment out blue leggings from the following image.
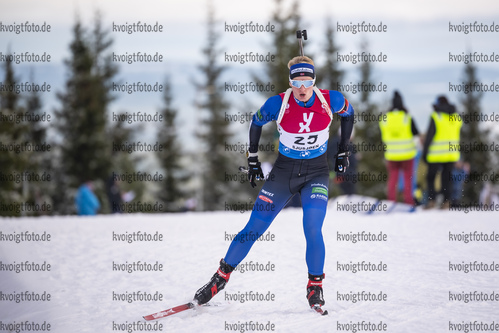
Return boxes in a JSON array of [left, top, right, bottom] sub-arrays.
[[224, 153, 329, 275]]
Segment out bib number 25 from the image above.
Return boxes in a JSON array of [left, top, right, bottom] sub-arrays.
[[294, 135, 318, 145]]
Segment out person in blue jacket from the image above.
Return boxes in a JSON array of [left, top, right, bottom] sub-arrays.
[[75, 181, 100, 215], [193, 56, 354, 311]]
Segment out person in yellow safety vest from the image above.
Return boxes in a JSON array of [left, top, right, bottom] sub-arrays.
[[379, 91, 420, 205], [422, 95, 462, 209]]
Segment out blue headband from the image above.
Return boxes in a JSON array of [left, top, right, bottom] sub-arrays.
[[289, 63, 315, 79]]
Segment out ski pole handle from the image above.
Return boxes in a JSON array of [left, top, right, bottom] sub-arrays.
[[296, 30, 307, 56]]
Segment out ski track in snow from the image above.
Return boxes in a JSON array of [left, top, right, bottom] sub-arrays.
[[1, 206, 498, 332]]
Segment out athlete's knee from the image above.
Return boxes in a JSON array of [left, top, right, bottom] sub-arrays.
[[236, 217, 271, 242], [304, 226, 324, 242]]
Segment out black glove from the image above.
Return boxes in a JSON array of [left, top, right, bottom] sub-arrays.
[[334, 150, 350, 173], [247, 156, 264, 188]]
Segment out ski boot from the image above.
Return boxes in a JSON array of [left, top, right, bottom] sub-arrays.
[[193, 259, 235, 305], [307, 273, 326, 311]]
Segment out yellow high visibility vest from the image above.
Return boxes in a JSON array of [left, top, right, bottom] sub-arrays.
[[379, 111, 417, 161], [426, 111, 462, 163]]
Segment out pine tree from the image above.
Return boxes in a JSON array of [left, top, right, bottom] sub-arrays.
[[0, 57, 27, 216], [459, 62, 489, 202], [1, 57, 20, 111], [157, 77, 190, 211], [55, 20, 97, 184], [54, 14, 117, 213], [23, 70, 52, 215], [90, 11, 117, 112], [25, 71, 47, 146], [194, 1, 233, 211], [0, 57, 27, 144], [52, 20, 90, 214], [353, 39, 385, 198], [106, 112, 144, 214]]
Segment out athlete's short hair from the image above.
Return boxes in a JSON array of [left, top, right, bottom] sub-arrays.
[[288, 56, 314, 68]]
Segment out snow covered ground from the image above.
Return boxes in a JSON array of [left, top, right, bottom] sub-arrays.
[[1, 201, 498, 333]]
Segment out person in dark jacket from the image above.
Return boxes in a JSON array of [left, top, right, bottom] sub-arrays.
[[422, 96, 462, 209], [379, 91, 420, 205], [106, 175, 123, 213]]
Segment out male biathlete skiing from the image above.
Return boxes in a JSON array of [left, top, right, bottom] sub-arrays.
[[193, 55, 355, 313]]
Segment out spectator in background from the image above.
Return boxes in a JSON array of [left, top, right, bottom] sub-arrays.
[[397, 150, 421, 202], [379, 91, 420, 205], [106, 175, 123, 213], [75, 180, 100, 215], [451, 160, 470, 206], [422, 95, 462, 209], [480, 182, 499, 206]]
